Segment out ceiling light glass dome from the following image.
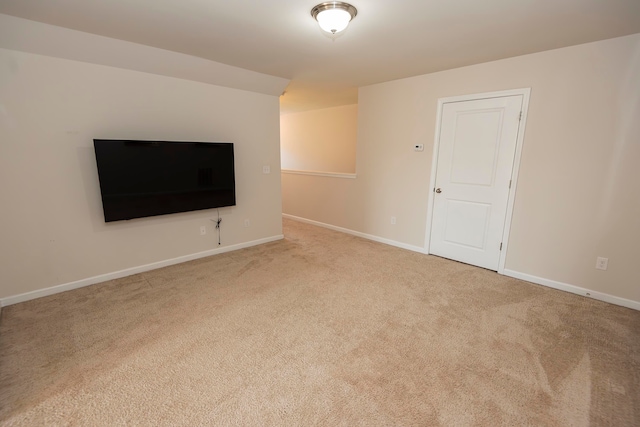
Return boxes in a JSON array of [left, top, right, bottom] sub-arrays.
[[311, 2, 358, 35]]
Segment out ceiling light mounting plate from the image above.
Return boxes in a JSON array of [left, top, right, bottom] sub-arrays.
[[311, 2, 358, 35]]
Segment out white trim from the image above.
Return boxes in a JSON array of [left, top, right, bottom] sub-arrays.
[[285, 213, 639, 312], [0, 235, 284, 307], [498, 89, 531, 273], [283, 214, 427, 254], [424, 88, 531, 275], [424, 97, 444, 254], [431, 88, 533, 105], [281, 169, 356, 179], [503, 269, 640, 311]]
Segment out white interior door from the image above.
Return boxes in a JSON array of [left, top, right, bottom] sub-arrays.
[[429, 95, 523, 271]]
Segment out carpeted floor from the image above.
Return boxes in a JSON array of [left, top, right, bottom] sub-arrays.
[[1, 218, 639, 426]]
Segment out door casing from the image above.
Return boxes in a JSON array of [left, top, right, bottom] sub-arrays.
[[424, 88, 531, 274]]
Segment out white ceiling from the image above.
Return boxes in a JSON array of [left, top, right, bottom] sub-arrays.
[[1, 0, 639, 113]]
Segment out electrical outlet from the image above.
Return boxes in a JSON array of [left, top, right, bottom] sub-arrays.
[[244, 219, 250, 227], [391, 216, 396, 225], [263, 165, 270, 174], [414, 144, 424, 152], [595, 257, 608, 270], [200, 225, 206, 235]]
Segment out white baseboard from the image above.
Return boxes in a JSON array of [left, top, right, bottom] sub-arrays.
[[503, 269, 639, 311], [283, 214, 427, 254], [0, 235, 284, 307], [284, 214, 639, 312]]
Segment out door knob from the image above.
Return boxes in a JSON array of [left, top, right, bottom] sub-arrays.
[[435, 188, 442, 193]]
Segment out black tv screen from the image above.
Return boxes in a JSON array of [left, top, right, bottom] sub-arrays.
[[93, 139, 236, 222]]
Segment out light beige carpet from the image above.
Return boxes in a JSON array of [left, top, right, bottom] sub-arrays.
[[1, 218, 639, 426]]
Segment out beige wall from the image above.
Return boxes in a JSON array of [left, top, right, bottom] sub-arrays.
[[280, 105, 357, 173], [0, 47, 283, 299], [282, 33, 640, 303]]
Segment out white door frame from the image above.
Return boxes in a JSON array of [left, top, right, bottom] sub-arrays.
[[424, 88, 531, 274]]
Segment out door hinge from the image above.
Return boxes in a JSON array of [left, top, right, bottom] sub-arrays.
[[509, 180, 512, 189], [500, 242, 503, 251], [518, 111, 523, 121]]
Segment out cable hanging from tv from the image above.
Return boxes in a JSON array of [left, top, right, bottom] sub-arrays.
[[212, 209, 222, 245]]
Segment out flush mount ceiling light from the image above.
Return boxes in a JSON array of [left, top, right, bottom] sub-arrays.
[[311, 2, 358, 35]]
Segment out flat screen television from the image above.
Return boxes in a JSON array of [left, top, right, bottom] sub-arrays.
[[93, 139, 236, 222]]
